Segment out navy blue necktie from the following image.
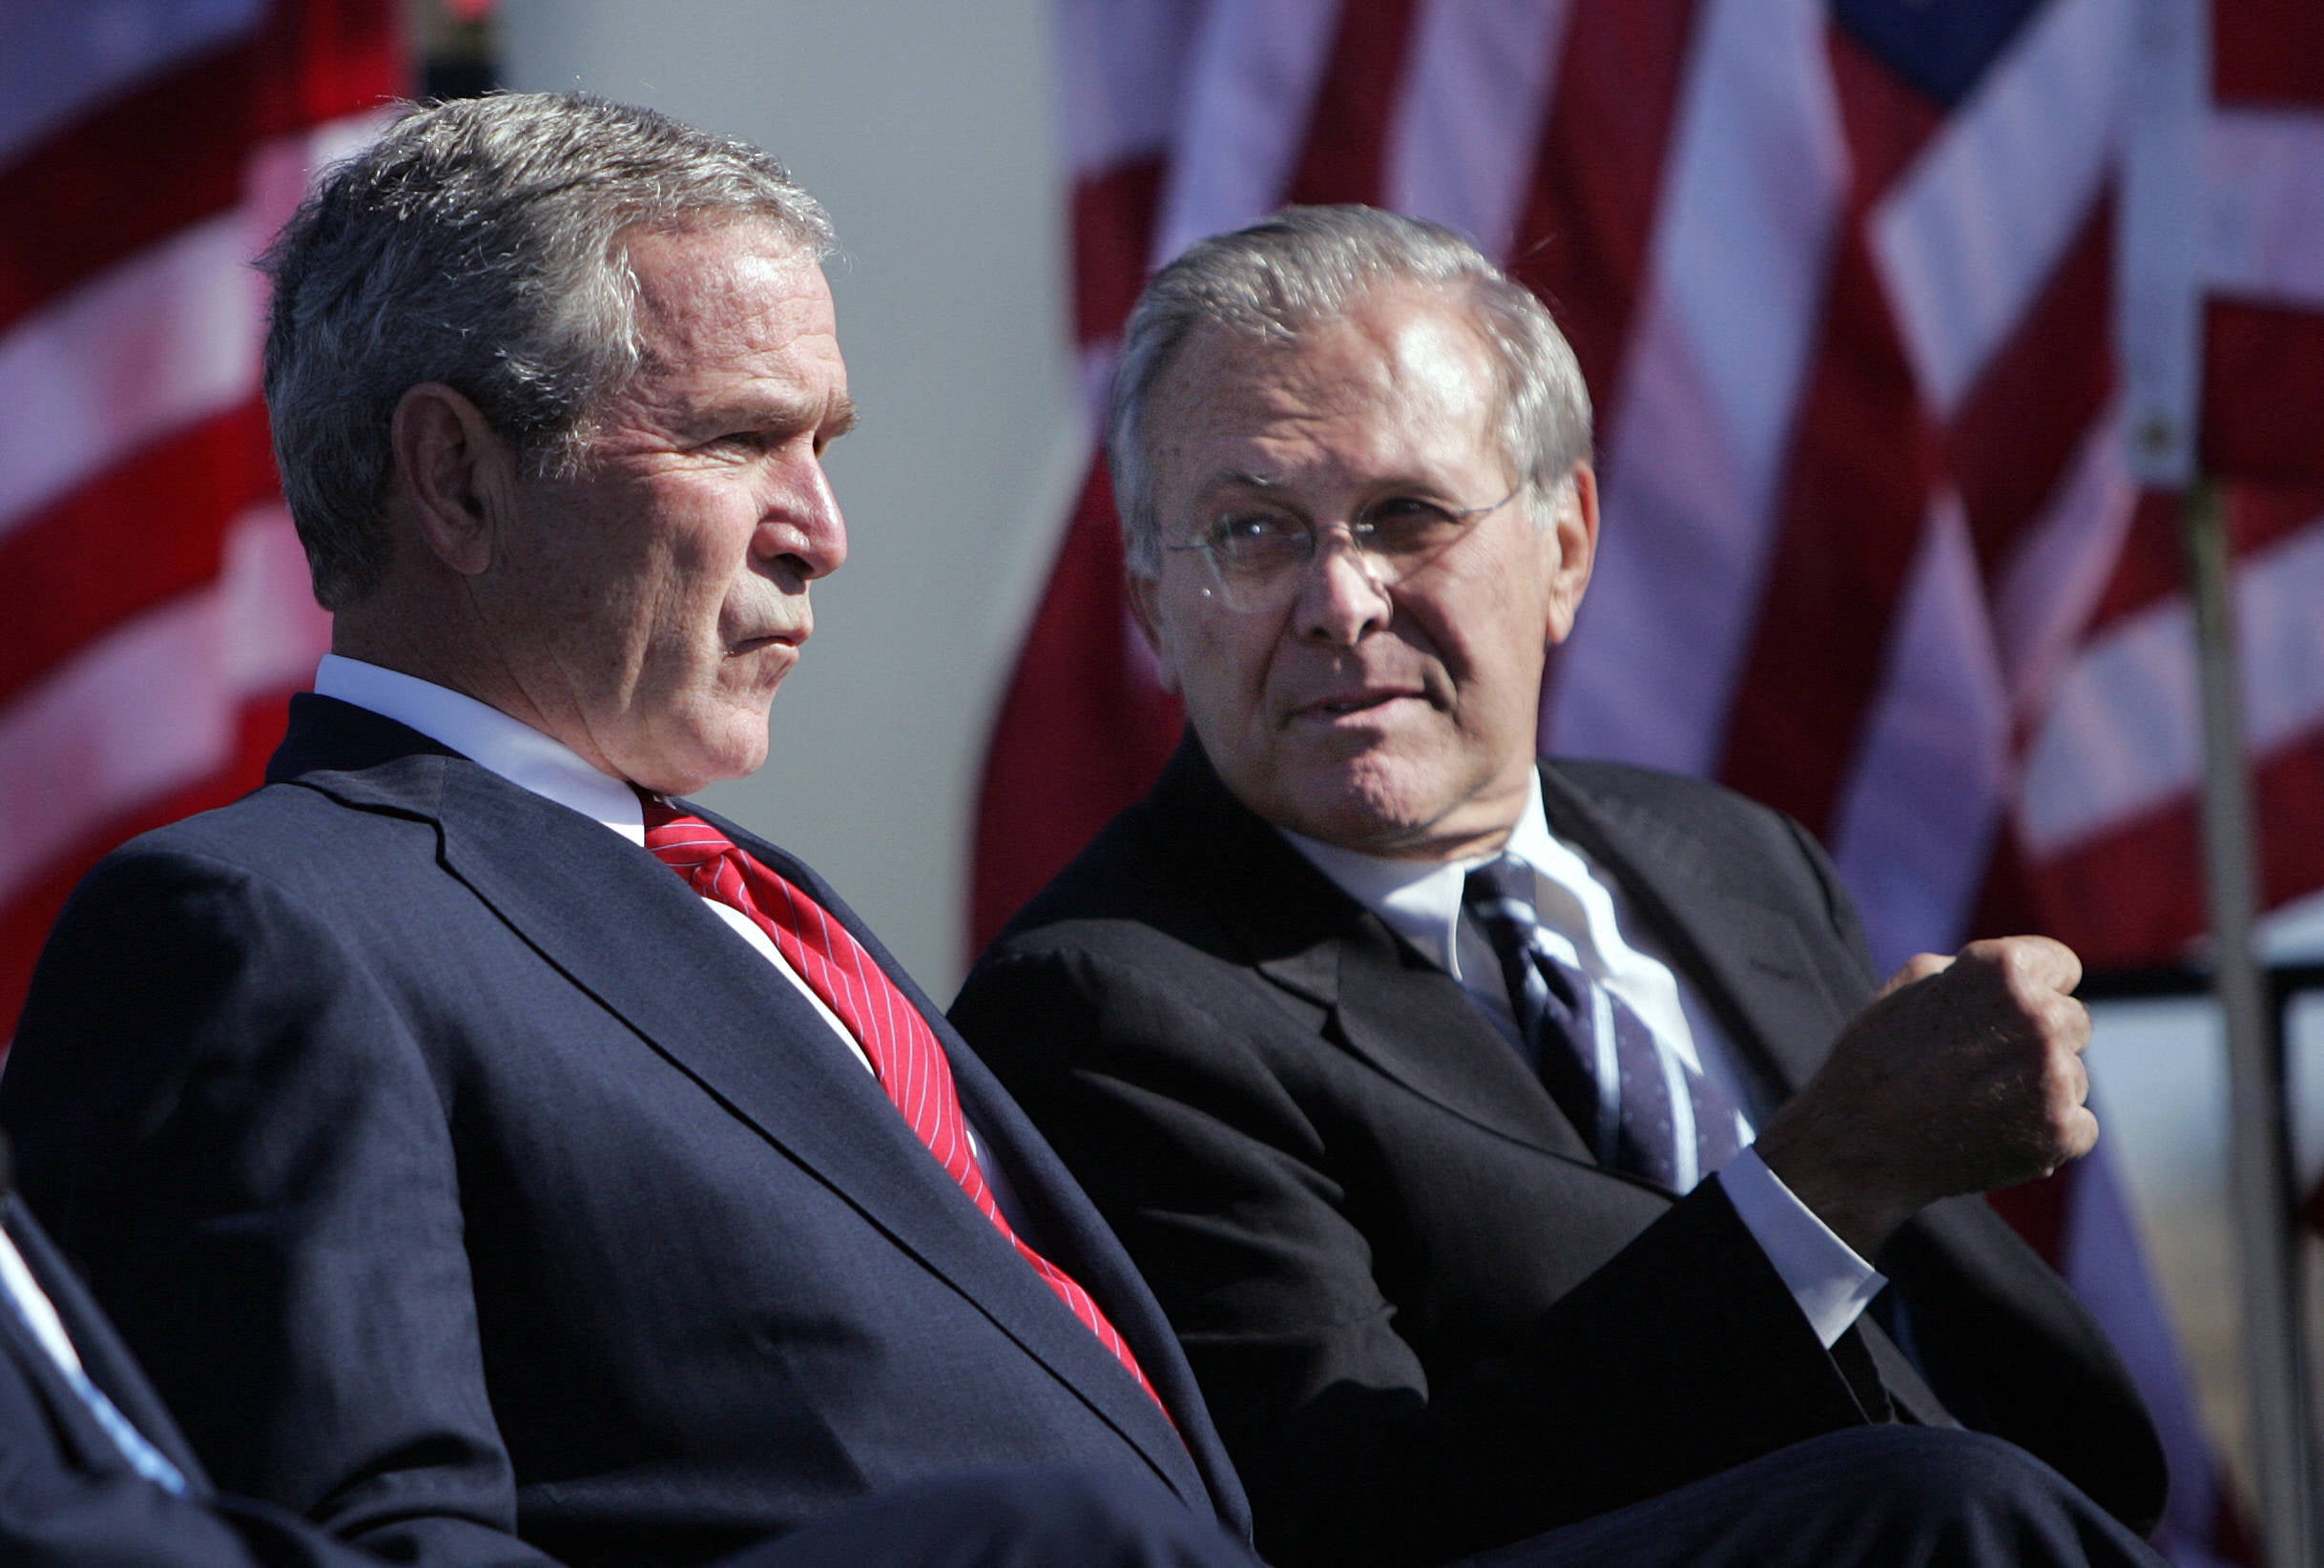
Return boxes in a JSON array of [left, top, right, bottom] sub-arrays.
[[1463, 854, 1743, 1191]]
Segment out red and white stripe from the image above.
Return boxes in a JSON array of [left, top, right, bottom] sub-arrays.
[[0, 1, 403, 1036], [978, 1, 2324, 1556]]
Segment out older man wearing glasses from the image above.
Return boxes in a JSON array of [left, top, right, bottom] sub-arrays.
[[951, 205, 2168, 1568]]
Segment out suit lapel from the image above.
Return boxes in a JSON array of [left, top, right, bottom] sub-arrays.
[[273, 701, 1210, 1512], [705, 813, 1229, 1515], [1158, 744, 1591, 1165], [1535, 764, 1850, 1096]]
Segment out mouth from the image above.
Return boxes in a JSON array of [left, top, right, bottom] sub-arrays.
[[725, 630, 803, 658], [1290, 688, 1423, 722]]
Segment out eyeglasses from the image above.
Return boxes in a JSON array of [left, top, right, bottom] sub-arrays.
[[1165, 482, 1526, 611]]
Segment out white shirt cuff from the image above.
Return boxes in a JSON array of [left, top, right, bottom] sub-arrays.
[[1716, 1147, 1887, 1350]]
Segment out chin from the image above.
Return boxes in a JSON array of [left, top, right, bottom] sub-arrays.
[[631, 724, 771, 796], [1289, 764, 1442, 852]]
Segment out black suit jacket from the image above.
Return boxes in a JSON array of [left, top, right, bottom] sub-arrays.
[[0, 1191, 403, 1567], [951, 739, 2165, 1567], [0, 696, 1249, 1567]]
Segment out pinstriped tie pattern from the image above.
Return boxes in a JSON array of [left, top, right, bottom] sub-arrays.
[[1463, 854, 1743, 1192], [641, 801, 1170, 1417]]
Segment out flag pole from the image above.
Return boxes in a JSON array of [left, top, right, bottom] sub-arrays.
[[2181, 479, 2318, 1568], [2122, 0, 2317, 1559]]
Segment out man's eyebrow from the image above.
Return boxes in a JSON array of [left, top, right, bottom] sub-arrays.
[[674, 388, 859, 437], [1193, 468, 1280, 500]]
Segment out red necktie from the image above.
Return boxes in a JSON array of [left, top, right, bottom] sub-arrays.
[[641, 801, 1170, 1417]]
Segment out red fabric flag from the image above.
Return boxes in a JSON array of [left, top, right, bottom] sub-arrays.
[[0, 1, 405, 1037]]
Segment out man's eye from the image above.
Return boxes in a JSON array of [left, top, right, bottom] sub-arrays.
[[1367, 497, 1454, 524], [1359, 498, 1460, 547], [1205, 514, 1299, 551]]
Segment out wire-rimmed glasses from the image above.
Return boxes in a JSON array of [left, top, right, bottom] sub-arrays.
[[1165, 481, 1527, 611]]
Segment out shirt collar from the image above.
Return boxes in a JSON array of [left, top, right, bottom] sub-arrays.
[[1280, 780, 1570, 975], [314, 655, 645, 843]]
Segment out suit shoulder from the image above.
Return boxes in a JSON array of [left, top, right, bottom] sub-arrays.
[[1544, 758, 1839, 877], [100, 775, 384, 856], [1545, 758, 1788, 829], [982, 794, 1213, 961]]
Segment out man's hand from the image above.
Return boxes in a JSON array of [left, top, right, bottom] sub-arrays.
[[1753, 936, 2096, 1260]]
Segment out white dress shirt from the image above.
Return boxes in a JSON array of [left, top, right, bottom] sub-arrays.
[[1280, 781, 1885, 1350]]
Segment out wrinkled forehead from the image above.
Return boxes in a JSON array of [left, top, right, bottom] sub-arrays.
[[621, 220, 833, 355], [1144, 286, 1505, 487]]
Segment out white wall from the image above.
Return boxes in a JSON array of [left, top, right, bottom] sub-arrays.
[[500, 1, 1084, 996]]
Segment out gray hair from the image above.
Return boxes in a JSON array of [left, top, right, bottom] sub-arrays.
[[261, 91, 836, 609], [1109, 204, 1590, 575]]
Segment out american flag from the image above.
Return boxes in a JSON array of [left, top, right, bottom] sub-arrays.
[[975, 0, 2324, 1559], [0, 0, 402, 1038]]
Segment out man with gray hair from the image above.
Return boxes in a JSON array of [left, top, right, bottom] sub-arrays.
[[6, 102, 2167, 1568], [953, 205, 2169, 1566], [0, 91, 1260, 1568]]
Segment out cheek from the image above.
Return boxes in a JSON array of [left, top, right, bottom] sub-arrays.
[[1189, 614, 1285, 720]]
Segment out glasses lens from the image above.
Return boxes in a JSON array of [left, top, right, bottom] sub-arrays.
[[1187, 484, 1524, 610]]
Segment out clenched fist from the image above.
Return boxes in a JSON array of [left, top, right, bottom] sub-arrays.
[[1753, 936, 2095, 1259]]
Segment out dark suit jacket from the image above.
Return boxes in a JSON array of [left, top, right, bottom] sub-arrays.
[[951, 738, 2166, 1567], [0, 696, 1249, 1568], [1, 1192, 397, 1567]]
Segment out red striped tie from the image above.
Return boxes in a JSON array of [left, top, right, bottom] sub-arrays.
[[641, 801, 1171, 1418]]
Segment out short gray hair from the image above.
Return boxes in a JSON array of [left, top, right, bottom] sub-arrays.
[[261, 91, 836, 609], [1110, 205, 1590, 575]]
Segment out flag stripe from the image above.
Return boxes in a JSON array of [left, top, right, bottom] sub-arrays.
[[970, 465, 1184, 951], [1547, 0, 1846, 775], [0, 212, 264, 541], [1072, 158, 1166, 347], [1990, 399, 2140, 720], [1387, 0, 1572, 258], [1830, 495, 2011, 969], [1283, 0, 1419, 207], [0, 0, 264, 168], [1152, 0, 1340, 265], [2019, 508, 2324, 855], [1716, 67, 1936, 831], [0, 37, 257, 336], [1867, 0, 2130, 420], [1712, 223, 1929, 836], [1507, 0, 1701, 415], [2213, 0, 2324, 105], [1949, 201, 2115, 573], [0, 505, 327, 909], [0, 398, 277, 707], [2025, 727, 2324, 967], [2202, 301, 2324, 486], [2203, 109, 2324, 308], [1059, 0, 1202, 178]]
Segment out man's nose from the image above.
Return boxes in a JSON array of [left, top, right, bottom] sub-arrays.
[[758, 460, 848, 583], [1291, 527, 1391, 643]]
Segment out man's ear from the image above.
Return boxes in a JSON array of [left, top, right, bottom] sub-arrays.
[[390, 382, 520, 578], [1125, 567, 1182, 696], [1543, 462, 1600, 646]]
